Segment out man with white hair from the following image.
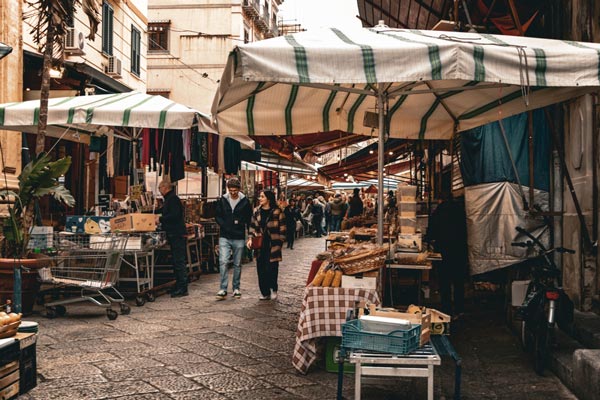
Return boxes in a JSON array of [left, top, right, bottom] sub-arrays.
[[156, 180, 188, 297]]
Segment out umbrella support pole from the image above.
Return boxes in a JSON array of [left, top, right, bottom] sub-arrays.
[[377, 86, 386, 245]]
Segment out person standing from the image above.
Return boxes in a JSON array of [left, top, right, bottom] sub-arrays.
[[311, 198, 324, 237], [329, 193, 347, 232], [156, 180, 188, 297], [247, 190, 285, 300], [284, 199, 301, 249], [346, 188, 364, 219], [427, 196, 468, 317], [215, 178, 252, 300]]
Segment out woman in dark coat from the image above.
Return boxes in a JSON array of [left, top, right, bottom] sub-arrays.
[[247, 190, 286, 300]]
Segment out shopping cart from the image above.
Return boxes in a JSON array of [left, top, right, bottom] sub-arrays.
[[40, 233, 129, 320]]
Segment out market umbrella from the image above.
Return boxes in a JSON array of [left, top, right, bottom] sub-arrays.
[[0, 42, 12, 60], [213, 25, 600, 242], [0, 91, 215, 136]]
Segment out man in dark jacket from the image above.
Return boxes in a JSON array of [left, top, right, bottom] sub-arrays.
[[156, 180, 188, 297], [215, 178, 252, 300]]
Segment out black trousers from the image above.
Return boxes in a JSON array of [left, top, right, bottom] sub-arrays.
[[286, 224, 296, 248], [257, 249, 279, 296], [167, 233, 187, 292], [438, 255, 466, 315]]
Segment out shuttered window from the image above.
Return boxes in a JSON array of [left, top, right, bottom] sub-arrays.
[[149, 22, 170, 52], [131, 26, 141, 76], [102, 1, 114, 55]]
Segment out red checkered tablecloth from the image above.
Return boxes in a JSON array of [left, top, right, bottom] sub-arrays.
[[292, 286, 380, 374]]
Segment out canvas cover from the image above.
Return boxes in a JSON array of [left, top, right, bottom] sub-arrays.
[[465, 181, 549, 275]]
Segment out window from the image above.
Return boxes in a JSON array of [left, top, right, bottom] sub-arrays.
[[102, 1, 114, 55], [131, 26, 141, 76], [244, 29, 249, 44], [149, 22, 170, 52]]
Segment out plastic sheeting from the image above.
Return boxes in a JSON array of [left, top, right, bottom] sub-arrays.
[[465, 182, 550, 276], [460, 109, 550, 191]]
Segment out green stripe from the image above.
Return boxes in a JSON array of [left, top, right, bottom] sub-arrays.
[[563, 40, 600, 83], [322, 86, 339, 132], [158, 103, 176, 129], [347, 86, 369, 133], [419, 99, 441, 140], [533, 48, 547, 86], [33, 107, 40, 125], [0, 102, 19, 125], [331, 28, 377, 83], [284, 36, 310, 83], [404, 30, 443, 79], [285, 85, 299, 135], [85, 92, 138, 124], [122, 96, 155, 126], [473, 46, 485, 81], [459, 87, 543, 120], [388, 95, 408, 119], [246, 82, 265, 136]]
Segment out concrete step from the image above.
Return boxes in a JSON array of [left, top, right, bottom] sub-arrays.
[[550, 321, 600, 400], [572, 310, 600, 349]]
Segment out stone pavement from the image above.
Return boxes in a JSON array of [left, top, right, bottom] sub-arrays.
[[18, 236, 577, 399]]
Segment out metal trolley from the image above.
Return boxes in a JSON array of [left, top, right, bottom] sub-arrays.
[[40, 233, 130, 320], [117, 232, 166, 306]]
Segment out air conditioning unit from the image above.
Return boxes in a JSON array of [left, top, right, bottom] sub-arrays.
[[105, 56, 122, 78], [64, 27, 85, 55]]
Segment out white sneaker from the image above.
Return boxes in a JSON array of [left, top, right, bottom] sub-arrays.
[[258, 295, 271, 300], [270, 290, 278, 300], [233, 289, 241, 299]]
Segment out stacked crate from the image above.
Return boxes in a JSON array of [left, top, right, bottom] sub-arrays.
[[396, 185, 417, 234]]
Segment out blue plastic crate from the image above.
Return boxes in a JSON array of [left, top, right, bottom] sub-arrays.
[[341, 319, 421, 355]]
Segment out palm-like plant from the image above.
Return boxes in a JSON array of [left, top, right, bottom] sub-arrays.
[[24, 0, 99, 154], [1, 153, 75, 257]]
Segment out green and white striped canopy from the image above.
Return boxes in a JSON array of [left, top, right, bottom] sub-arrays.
[[213, 27, 600, 139], [0, 92, 215, 137]]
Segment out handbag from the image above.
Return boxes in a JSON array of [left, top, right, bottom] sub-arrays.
[[250, 235, 263, 250]]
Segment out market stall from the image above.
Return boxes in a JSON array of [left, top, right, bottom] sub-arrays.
[[0, 92, 216, 311]]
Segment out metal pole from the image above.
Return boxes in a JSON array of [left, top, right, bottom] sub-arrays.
[[377, 86, 386, 245], [13, 262, 21, 314]]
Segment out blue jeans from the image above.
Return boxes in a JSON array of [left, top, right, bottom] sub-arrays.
[[219, 237, 245, 291], [331, 215, 342, 232]]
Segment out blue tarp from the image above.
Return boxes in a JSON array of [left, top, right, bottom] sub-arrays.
[[459, 109, 550, 191]]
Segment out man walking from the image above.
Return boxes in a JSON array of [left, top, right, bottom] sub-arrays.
[[156, 180, 188, 297], [215, 178, 252, 300]]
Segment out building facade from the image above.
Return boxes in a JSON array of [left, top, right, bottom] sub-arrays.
[[147, 0, 282, 114]]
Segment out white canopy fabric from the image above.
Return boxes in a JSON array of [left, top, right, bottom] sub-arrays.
[[0, 92, 215, 137], [213, 27, 600, 139]]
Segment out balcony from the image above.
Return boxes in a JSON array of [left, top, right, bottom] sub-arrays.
[[242, 0, 260, 18], [255, 3, 269, 32]]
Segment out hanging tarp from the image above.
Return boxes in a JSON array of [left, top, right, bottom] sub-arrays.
[[465, 181, 549, 275], [459, 109, 550, 191], [214, 27, 600, 139], [0, 92, 215, 135]]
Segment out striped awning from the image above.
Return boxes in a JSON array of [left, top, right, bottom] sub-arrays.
[[0, 92, 215, 135], [0, 42, 12, 60], [213, 27, 600, 139]]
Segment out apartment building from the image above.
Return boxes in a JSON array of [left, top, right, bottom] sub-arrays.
[[147, 0, 283, 114]]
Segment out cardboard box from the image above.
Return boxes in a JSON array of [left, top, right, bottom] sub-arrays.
[[397, 233, 422, 252], [65, 216, 86, 233], [341, 275, 377, 289], [110, 213, 156, 232], [84, 216, 112, 234], [364, 304, 432, 345]]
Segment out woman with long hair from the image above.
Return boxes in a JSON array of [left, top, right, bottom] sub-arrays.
[[247, 190, 286, 300]]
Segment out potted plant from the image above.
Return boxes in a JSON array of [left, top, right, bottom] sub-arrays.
[[0, 152, 75, 314]]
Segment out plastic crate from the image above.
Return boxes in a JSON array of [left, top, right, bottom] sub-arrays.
[[201, 221, 220, 236], [341, 319, 421, 355]]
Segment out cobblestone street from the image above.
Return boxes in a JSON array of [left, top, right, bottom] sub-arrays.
[[19, 236, 577, 399]]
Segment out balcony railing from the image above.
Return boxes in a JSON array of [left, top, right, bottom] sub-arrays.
[[242, 0, 260, 18]]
